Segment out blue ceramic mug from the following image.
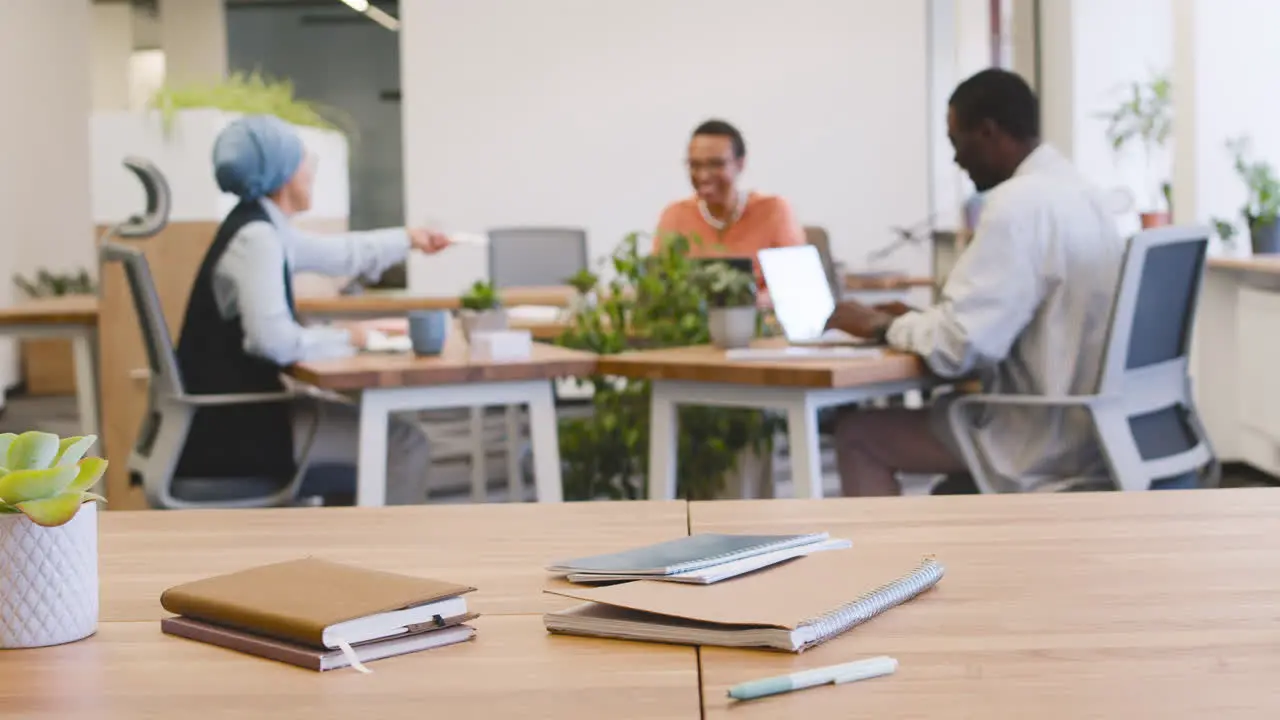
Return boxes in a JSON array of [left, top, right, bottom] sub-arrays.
[[407, 310, 449, 356]]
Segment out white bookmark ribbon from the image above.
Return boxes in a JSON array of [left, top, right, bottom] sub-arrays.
[[333, 637, 373, 674]]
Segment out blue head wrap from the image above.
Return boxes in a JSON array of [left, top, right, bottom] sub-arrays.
[[212, 115, 305, 200]]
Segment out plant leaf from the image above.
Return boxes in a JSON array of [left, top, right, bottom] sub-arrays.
[[0, 465, 78, 504], [15, 491, 89, 528], [7, 431, 60, 470], [54, 435, 97, 467], [66, 457, 108, 494]]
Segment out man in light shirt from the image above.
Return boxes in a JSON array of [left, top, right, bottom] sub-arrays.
[[825, 69, 1129, 496]]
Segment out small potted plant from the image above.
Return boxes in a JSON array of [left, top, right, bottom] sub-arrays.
[[565, 268, 600, 317], [458, 280, 508, 341], [697, 261, 758, 349], [1099, 72, 1173, 228], [0, 431, 108, 649], [1227, 136, 1280, 255]]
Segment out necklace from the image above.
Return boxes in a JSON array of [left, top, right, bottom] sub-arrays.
[[698, 190, 749, 231]]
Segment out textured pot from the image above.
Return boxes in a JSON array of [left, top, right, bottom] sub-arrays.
[[708, 306, 757, 349], [1140, 211, 1171, 229], [0, 503, 98, 648], [459, 308, 509, 342]]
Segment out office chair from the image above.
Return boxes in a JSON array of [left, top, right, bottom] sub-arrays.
[[946, 226, 1219, 493], [101, 158, 325, 509], [487, 227, 589, 289]]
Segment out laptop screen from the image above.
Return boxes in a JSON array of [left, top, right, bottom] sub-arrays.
[[757, 245, 835, 342]]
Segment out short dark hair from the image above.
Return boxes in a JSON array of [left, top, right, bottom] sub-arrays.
[[949, 69, 1040, 141], [692, 119, 746, 159]]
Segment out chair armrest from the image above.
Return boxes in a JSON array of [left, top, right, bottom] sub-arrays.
[[173, 392, 298, 407], [950, 393, 1099, 409]]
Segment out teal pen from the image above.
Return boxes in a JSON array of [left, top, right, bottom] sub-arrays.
[[726, 656, 898, 701]]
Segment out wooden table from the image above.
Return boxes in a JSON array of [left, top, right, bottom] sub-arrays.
[[0, 295, 100, 437], [295, 285, 577, 319], [98, 502, 687, 621], [597, 344, 925, 499], [843, 273, 934, 292], [690, 489, 1280, 718], [290, 342, 596, 506], [4, 503, 699, 719]]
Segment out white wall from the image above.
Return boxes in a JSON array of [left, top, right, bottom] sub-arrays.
[[1039, 0, 1173, 235], [928, 0, 993, 230], [400, 0, 932, 294], [1173, 0, 1280, 241], [91, 2, 133, 111]]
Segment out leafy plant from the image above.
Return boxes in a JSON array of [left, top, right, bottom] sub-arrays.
[[0, 432, 107, 527], [1212, 217, 1239, 248], [149, 70, 355, 139], [555, 232, 781, 501], [1099, 72, 1172, 210], [565, 268, 599, 296], [696, 261, 757, 308], [459, 280, 501, 311], [1227, 136, 1280, 227], [13, 269, 95, 298]]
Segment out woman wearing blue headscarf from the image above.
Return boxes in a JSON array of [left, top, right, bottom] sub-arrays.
[[174, 115, 451, 505]]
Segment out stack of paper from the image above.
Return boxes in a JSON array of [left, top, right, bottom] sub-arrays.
[[548, 533, 850, 585]]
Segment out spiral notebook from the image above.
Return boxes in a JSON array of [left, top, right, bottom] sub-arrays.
[[547, 533, 833, 580], [544, 549, 943, 652]]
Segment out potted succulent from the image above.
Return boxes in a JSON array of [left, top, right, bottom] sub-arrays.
[[0, 431, 108, 649], [697, 261, 758, 349], [1099, 72, 1173, 228], [1226, 136, 1280, 255], [458, 280, 508, 341]]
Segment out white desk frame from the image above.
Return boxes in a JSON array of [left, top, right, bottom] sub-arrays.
[[647, 377, 927, 500], [0, 324, 98, 437], [354, 379, 563, 506]]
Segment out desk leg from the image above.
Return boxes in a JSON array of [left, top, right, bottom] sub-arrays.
[[71, 331, 99, 437], [356, 390, 390, 507], [785, 395, 823, 499], [469, 406, 487, 503], [526, 382, 563, 502], [648, 383, 679, 500], [505, 404, 522, 501]]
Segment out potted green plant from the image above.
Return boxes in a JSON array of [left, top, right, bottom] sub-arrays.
[[149, 70, 352, 138], [1226, 136, 1280, 254], [565, 267, 600, 315], [0, 432, 108, 649], [1099, 72, 1173, 228], [458, 280, 507, 341], [696, 261, 758, 349], [555, 233, 781, 501]]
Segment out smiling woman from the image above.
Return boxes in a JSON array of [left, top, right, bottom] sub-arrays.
[[653, 119, 805, 287]]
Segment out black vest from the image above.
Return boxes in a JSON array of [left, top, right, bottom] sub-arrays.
[[174, 200, 296, 480]]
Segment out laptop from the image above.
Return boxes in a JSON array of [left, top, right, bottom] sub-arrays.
[[758, 245, 880, 347]]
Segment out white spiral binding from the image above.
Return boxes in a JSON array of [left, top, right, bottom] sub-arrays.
[[799, 558, 944, 647]]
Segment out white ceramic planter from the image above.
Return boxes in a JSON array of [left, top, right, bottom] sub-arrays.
[[460, 308, 509, 342], [0, 503, 98, 648], [708, 306, 757, 349]]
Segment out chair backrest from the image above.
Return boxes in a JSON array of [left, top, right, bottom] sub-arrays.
[[487, 227, 588, 289], [1095, 225, 1214, 488], [802, 226, 840, 297], [100, 242, 185, 398]]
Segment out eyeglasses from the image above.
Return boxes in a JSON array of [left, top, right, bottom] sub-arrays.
[[686, 158, 732, 172]]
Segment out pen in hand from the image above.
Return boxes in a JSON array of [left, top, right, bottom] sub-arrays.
[[727, 656, 898, 701]]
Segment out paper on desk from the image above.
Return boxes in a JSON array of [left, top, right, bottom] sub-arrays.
[[365, 330, 412, 353], [446, 232, 489, 246], [725, 347, 884, 362], [506, 305, 565, 322]]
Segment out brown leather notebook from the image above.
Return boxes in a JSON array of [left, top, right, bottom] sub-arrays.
[[543, 548, 943, 652], [160, 557, 476, 649], [161, 615, 476, 671]]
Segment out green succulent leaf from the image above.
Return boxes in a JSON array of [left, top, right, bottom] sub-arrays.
[[7, 431, 60, 471], [54, 435, 97, 467], [15, 491, 92, 528], [0, 503, 20, 514], [0, 434, 16, 462], [66, 457, 108, 494], [0, 465, 78, 504]]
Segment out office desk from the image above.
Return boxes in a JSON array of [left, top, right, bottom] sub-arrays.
[[3, 616, 698, 720], [294, 285, 577, 320], [597, 344, 925, 499], [290, 343, 596, 506], [0, 295, 100, 436], [97, 502, 687, 621], [691, 489, 1280, 719]]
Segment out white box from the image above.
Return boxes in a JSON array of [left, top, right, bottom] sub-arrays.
[[468, 330, 533, 363]]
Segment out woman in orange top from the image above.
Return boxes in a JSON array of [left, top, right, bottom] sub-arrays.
[[654, 119, 805, 288]]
